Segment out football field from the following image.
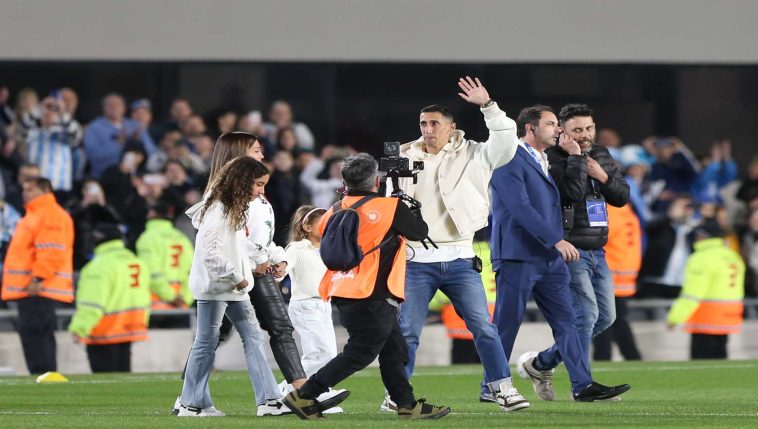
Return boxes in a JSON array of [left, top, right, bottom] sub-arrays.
[[1, 360, 756, 428]]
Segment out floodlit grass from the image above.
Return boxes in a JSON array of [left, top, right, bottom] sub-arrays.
[[0, 360, 756, 428]]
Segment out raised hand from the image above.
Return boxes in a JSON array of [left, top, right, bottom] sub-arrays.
[[457, 76, 491, 106]]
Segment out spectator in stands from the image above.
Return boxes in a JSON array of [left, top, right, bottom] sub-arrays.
[[740, 209, 758, 297], [300, 146, 346, 208], [13, 88, 38, 128], [68, 223, 151, 373], [179, 114, 207, 139], [156, 98, 194, 138], [0, 199, 22, 274], [55, 88, 87, 183], [692, 140, 738, 204], [736, 157, 758, 205], [0, 86, 13, 128], [617, 145, 653, 226], [648, 137, 699, 214], [0, 126, 23, 201], [215, 110, 237, 136], [100, 141, 149, 246], [164, 159, 197, 212], [5, 163, 40, 214], [238, 111, 277, 158], [276, 126, 299, 153], [146, 130, 182, 173], [638, 195, 699, 297], [596, 128, 622, 159], [265, 100, 315, 150], [129, 98, 157, 151], [136, 199, 194, 311], [19, 96, 83, 194], [1, 177, 74, 374], [67, 178, 122, 270], [666, 220, 745, 359], [266, 150, 307, 245], [59, 88, 79, 119], [189, 133, 215, 173], [83, 93, 156, 178]]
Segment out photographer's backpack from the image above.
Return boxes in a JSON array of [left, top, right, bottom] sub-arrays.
[[320, 195, 391, 272]]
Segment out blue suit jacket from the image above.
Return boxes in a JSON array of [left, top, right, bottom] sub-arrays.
[[490, 146, 564, 261]]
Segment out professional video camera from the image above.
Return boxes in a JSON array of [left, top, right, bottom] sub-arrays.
[[379, 142, 437, 249]]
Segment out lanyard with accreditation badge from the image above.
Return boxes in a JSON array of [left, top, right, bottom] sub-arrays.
[[586, 168, 608, 227]]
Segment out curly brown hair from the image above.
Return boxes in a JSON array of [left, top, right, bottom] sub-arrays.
[[200, 156, 270, 231]]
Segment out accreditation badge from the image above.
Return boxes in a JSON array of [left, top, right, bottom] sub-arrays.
[[585, 198, 608, 227]]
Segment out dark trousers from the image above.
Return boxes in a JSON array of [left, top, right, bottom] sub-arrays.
[[593, 297, 642, 361], [493, 257, 593, 393], [301, 299, 416, 408], [691, 334, 728, 359], [17, 297, 58, 374], [86, 342, 132, 372]]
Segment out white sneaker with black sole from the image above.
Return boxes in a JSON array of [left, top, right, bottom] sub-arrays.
[[517, 351, 556, 401], [257, 399, 292, 416], [171, 396, 181, 415], [176, 404, 226, 417], [379, 392, 397, 413], [495, 383, 530, 412], [317, 388, 348, 413]]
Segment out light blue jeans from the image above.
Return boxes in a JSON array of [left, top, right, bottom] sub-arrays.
[[181, 300, 281, 408], [400, 259, 509, 392], [538, 248, 617, 368]]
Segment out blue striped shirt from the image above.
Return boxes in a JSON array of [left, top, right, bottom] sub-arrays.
[[25, 124, 81, 191]]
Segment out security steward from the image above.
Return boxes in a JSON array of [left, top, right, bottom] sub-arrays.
[[283, 153, 449, 420], [667, 220, 745, 359], [2, 177, 74, 374], [68, 223, 151, 372], [136, 199, 193, 312]]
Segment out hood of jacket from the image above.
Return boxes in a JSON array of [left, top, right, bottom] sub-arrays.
[[401, 129, 466, 158], [186, 200, 206, 229]]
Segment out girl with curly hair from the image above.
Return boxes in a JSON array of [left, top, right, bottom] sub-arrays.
[[177, 155, 273, 417]]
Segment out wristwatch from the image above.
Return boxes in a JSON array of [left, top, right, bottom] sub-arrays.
[[481, 99, 495, 108]]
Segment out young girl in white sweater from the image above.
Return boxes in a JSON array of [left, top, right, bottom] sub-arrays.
[[177, 156, 277, 417], [284, 205, 337, 375]]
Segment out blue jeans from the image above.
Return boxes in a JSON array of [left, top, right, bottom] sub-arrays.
[[181, 300, 281, 408], [538, 248, 617, 368], [400, 259, 509, 391]]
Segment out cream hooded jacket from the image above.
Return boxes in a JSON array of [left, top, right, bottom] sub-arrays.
[[395, 102, 518, 241], [186, 201, 254, 301]]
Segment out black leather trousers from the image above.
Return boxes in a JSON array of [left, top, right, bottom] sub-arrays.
[[248, 273, 307, 382]]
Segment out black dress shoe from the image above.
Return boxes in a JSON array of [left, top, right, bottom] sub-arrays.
[[573, 382, 631, 402]]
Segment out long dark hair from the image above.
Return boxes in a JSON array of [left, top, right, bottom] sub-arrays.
[[206, 131, 259, 192], [200, 156, 269, 230]]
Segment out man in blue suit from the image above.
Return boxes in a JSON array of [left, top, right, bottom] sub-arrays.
[[489, 105, 629, 402]]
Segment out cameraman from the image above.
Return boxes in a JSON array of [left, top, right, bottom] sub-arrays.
[[387, 77, 521, 409], [285, 153, 450, 420]]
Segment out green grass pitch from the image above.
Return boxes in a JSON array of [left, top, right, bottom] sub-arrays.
[[1, 360, 756, 428]]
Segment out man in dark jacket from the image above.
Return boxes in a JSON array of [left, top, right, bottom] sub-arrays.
[[515, 104, 630, 402]]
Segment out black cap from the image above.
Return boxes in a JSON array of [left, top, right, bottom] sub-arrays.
[[92, 223, 124, 246], [692, 219, 724, 239]]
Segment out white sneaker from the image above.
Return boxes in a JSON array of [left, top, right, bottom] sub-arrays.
[[256, 399, 292, 416], [171, 396, 181, 415], [278, 380, 294, 396], [321, 406, 344, 414], [495, 383, 530, 412], [317, 388, 348, 412], [517, 351, 556, 401], [176, 404, 226, 417], [379, 392, 397, 413]]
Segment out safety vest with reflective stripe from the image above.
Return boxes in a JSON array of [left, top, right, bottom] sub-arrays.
[[604, 204, 642, 297], [318, 196, 405, 300], [1, 193, 74, 303], [430, 241, 496, 340], [68, 239, 151, 345], [135, 219, 194, 310], [667, 238, 745, 335]]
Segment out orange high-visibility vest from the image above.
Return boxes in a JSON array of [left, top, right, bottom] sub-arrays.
[[151, 282, 188, 310], [684, 300, 744, 335], [318, 196, 405, 301], [441, 303, 496, 340], [604, 204, 642, 297], [1, 193, 74, 303], [84, 308, 150, 345]]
